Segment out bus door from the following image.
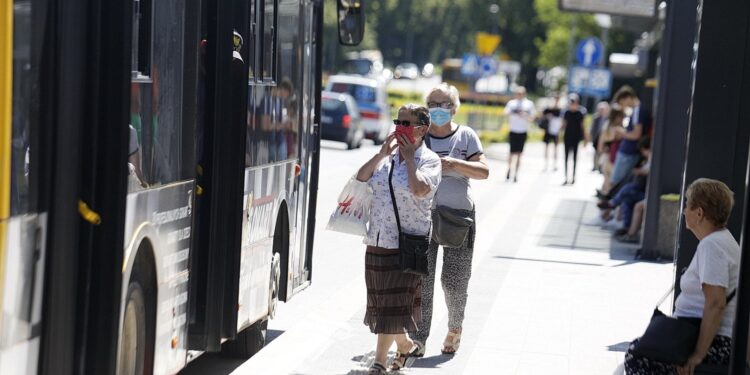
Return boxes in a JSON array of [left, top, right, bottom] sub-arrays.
[[0, 1, 46, 373], [290, 0, 320, 293], [187, 0, 248, 352]]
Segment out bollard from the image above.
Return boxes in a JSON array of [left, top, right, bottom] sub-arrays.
[[648, 194, 681, 260]]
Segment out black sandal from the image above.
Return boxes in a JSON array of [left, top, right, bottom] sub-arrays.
[[389, 344, 420, 371], [368, 362, 387, 375]]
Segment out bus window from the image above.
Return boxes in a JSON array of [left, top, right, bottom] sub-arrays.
[[140, 0, 187, 185], [247, 0, 257, 81], [261, 0, 276, 81], [131, 0, 152, 78]]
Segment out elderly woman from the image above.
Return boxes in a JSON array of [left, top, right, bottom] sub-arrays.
[[409, 84, 489, 356], [625, 178, 740, 375], [357, 104, 441, 374]]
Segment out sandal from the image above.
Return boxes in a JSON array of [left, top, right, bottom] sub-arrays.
[[441, 330, 462, 354], [413, 340, 425, 358], [389, 344, 419, 371], [368, 362, 387, 375]]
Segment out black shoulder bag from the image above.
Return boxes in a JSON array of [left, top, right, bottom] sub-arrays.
[[388, 159, 430, 276], [631, 285, 736, 364]]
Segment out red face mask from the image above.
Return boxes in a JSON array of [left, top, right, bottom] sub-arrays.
[[395, 125, 416, 143]]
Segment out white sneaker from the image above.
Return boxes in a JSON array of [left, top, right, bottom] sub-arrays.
[[603, 218, 624, 231], [584, 216, 607, 226]]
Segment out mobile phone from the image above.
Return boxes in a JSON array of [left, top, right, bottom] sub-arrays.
[[395, 125, 415, 144]]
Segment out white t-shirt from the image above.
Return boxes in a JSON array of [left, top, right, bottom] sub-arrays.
[[548, 117, 563, 135], [674, 229, 740, 337], [504, 98, 536, 134]]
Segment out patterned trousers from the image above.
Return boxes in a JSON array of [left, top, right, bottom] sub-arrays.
[[624, 335, 732, 374], [410, 223, 475, 345]]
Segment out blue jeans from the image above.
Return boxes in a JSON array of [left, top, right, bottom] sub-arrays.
[[610, 152, 641, 186], [611, 182, 645, 228]]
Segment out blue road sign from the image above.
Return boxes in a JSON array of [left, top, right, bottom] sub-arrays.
[[479, 57, 497, 77], [576, 37, 603, 67], [461, 54, 480, 76], [568, 65, 612, 98]]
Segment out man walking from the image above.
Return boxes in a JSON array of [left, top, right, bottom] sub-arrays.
[[503, 87, 535, 182]]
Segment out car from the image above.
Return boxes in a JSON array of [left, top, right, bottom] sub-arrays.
[[321, 91, 364, 149], [325, 75, 391, 144], [394, 62, 419, 80]]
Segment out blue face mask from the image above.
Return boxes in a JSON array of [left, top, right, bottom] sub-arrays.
[[429, 108, 452, 126]]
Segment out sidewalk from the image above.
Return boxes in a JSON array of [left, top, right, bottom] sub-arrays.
[[471, 142, 673, 374]]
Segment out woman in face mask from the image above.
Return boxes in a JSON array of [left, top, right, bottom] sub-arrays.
[[409, 84, 490, 357]]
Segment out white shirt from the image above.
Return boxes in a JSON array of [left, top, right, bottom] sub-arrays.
[[674, 229, 740, 337], [364, 144, 441, 249], [504, 98, 536, 133]]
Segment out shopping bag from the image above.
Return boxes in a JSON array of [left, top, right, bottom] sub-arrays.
[[326, 177, 372, 236]]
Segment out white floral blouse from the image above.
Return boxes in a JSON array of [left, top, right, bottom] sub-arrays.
[[364, 144, 442, 249]]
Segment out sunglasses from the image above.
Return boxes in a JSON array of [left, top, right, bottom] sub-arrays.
[[393, 119, 426, 127]]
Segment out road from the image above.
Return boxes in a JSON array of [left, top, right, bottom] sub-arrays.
[[180, 141, 672, 375]]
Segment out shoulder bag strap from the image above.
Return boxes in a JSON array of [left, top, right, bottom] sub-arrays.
[[727, 289, 737, 304], [388, 158, 402, 235]]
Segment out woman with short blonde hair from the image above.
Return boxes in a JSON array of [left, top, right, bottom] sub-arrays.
[[410, 83, 489, 357], [625, 178, 740, 374]]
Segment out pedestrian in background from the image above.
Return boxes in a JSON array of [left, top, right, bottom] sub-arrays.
[[503, 86, 535, 183], [356, 104, 442, 374], [590, 101, 609, 172], [625, 178, 739, 374], [609, 86, 652, 190], [411, 84, 489, 357], [561, 93, 587, 185], [542, 94, 563, 171]]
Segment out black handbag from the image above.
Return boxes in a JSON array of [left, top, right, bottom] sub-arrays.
[[388, 159, 430, 276], [432, 205, 474, 248], [631, 285, 736, 364]]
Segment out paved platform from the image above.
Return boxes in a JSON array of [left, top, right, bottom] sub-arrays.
[[183, 141, 675, 375]]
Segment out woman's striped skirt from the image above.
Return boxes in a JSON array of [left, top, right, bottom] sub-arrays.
[[364, 246, 423, 334]]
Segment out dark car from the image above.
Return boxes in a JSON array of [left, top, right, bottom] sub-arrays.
[[321, 91, 365, 149]]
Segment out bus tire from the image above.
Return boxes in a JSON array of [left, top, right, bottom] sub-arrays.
[[118, 281, 147, 375], [220, 319, 268, 358], [269, 252, 280, 319]]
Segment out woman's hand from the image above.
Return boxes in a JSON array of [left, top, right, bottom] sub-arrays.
[[397, 133, 418, 161], [440, 156, 458, 172], [379, 133, 397, 157], [676, 354, 703, 375]]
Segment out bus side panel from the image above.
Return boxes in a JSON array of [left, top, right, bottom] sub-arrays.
[[0, 214, 45, 375], [237, 161, 296, 329], [121, 182, 194, 375]]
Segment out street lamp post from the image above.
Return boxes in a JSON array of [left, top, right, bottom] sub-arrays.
[[489, 4, 500, 35]]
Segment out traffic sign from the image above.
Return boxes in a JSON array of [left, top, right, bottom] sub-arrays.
[[576, 37, 603, 67], [479, 57, 497, 77], [568, 65, 611, 97], [461, 54, 480, 76], [476, 32, 502, 56]]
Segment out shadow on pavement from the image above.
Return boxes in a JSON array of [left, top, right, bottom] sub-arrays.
[[409, 354, 454, 368], [178, 329, 286, 375]]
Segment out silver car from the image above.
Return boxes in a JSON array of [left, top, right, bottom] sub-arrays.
[[325, 75, 391, 144]]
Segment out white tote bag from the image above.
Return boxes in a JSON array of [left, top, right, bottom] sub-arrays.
[[326, 177, 372, 237]]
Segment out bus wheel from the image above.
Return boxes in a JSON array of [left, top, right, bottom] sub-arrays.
[[269, 253, 280, 319], [118, 282, 146, 375], [220, 319, 268, 358]]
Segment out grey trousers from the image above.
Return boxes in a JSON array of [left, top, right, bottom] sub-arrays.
[[411, 223, 475, 345]]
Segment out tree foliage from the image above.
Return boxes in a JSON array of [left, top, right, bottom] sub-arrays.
[[324, 0, 638, 88]]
